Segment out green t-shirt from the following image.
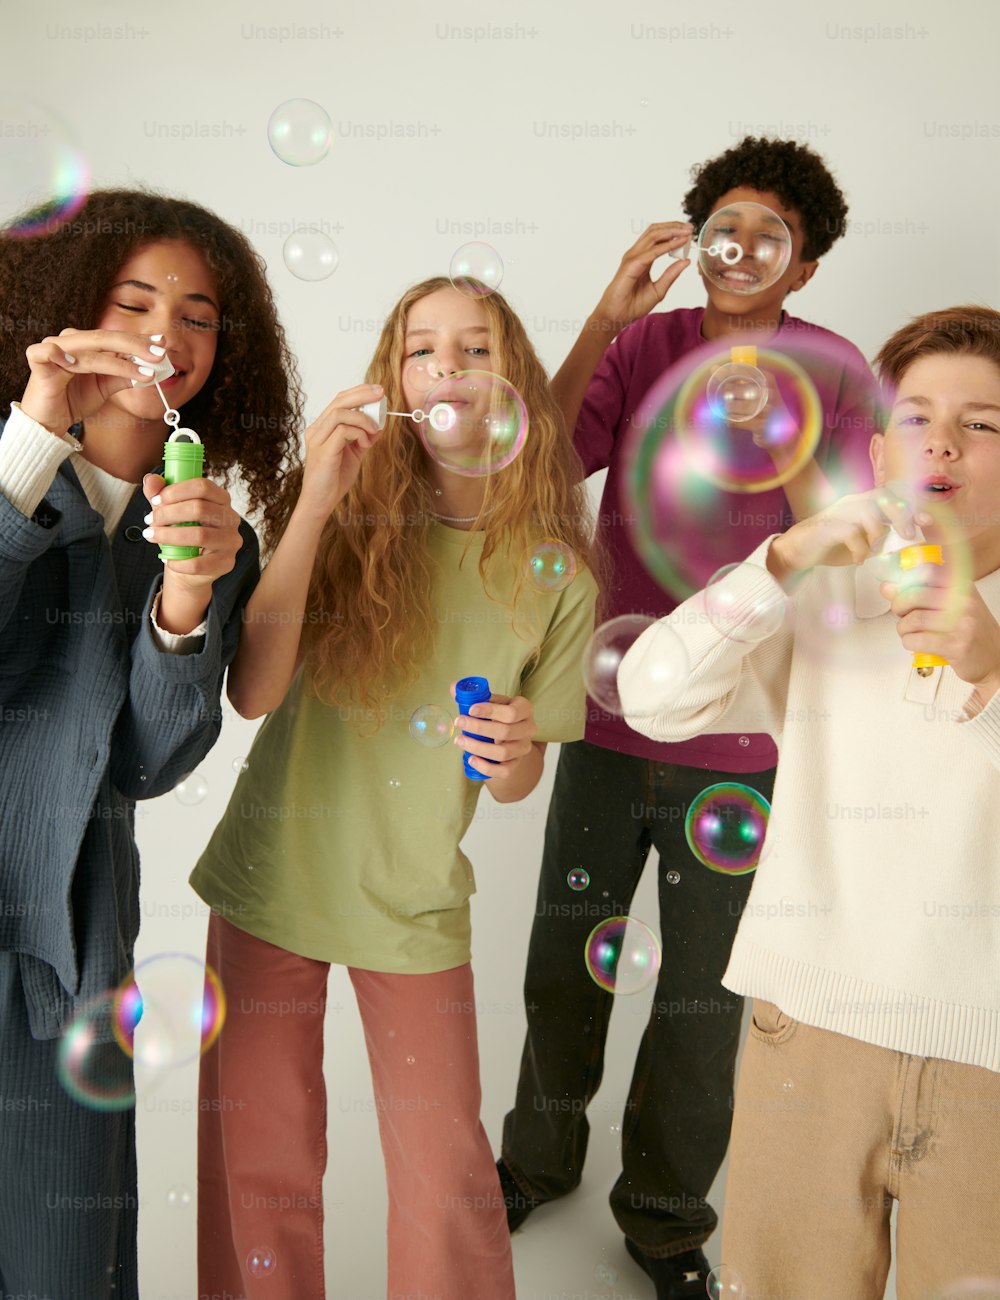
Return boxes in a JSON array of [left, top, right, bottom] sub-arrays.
[[190, 523, 598, 973]]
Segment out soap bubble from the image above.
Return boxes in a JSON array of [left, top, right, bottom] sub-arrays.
[[409, 705, 455, 748], [57, 994, 135, 1111], [112, 954, 226, 1070], [594, 1262, 619, 1285], [418, 371, 527, 477], [282, 230, 339, 281], [526, 540, 577, 593], [685, 783, 770, 875], [622, 334, 846, 601], [166, 1185, 192, 1209], [584, 917, 661, 995], [665, 869, 681, 885], [673, 350, 820, 494], [707, 1264, 746, 1299], [449, 242, 503, 297], [404, 355, 446, 396], [0, 98, 88, 236], [582, 614, 688, 716], [706, 361, 768, 423], [174, 772, 208, 806], [692, 202, 792, 295], [267, 99, 331, 166], [232, 756, 249, 774], [246, 1247, 277, 1278], [567, 868, 590, 891], [704, 563, 789, 644]]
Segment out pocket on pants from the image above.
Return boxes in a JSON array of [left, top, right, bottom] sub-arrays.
[[749, 998, 798, 1045]]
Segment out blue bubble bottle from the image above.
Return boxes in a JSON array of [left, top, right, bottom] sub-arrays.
[[454, 676, 494, 781]]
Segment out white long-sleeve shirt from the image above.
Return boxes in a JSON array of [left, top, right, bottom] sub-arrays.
[[0, 403, 205, 650], [619, 536, 1000, 1073]]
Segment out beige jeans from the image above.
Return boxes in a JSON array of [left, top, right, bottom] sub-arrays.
[[721, 1000, 1000, 1300]]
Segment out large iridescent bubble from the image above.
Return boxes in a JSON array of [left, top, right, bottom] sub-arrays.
[[417, 370, 527, 477], [0, 99, 88, 236], [622, 331, 878, 602]]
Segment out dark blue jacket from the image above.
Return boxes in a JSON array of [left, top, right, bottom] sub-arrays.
[[0, 438, 258, 1038]]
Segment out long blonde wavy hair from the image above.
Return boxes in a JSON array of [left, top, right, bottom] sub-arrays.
[[292, 276, 598, 722]]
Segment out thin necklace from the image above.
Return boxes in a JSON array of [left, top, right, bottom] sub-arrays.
[[430, 505, 498, 524]]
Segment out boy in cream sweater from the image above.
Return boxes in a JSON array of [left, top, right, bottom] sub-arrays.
[[618, 305, 1000, 1299]]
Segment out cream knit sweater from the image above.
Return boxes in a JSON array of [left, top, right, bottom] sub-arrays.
[[619, 536, 1000, 1073]]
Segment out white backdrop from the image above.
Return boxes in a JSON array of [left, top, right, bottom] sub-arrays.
[[6, 0, 1000, 1295]]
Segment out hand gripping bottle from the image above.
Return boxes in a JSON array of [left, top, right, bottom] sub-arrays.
[[454, 676, 494, 781], [158, 428, 204, 562], [899, 542, 947, 676]]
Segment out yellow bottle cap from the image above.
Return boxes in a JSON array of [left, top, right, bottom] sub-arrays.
[[898, 543, 943, 570], [730, 345, 757, 366]]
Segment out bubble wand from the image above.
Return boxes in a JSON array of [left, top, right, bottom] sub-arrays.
[[134, 357, 206, 562]]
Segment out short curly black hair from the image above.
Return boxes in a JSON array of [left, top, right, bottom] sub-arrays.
[[682, 137, 848, 262]]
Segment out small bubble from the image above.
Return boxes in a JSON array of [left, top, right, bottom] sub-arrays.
[[232, 756, 248, 774], [594, 1262, 618, 1285], [406, 1055, 416, 1065], [665, 869, 681, 885], [166, 1185, 191, 1208], [166, 273, 179, 282]]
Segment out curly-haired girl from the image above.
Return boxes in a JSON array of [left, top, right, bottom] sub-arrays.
[[0, 189, 302, 1300]]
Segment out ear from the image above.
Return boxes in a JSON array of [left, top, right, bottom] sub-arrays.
[[787, 260, 819, 294], [869, 432, 886, 486]]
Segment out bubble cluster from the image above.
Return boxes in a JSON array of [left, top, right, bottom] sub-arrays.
[[526, 540, 577, 593], [567, 868, 590, 891], [418, 371, 528, 477], [282, 231, 339, 281], [584, 917, 661, 995], [0, 98, 88, 237], [582, 614, 688, 717], [409, 705, 456, 748], [449, 242, 503, 298], [267, 99, 332, 166], [685, 784, 770, 875]]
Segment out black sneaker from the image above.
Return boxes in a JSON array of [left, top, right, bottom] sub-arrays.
[[496, 1158, 546, 1232], [625, 1237, 711, 1300]]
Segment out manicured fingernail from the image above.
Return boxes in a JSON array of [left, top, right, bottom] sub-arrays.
[[150, 494, 162, 506], [142, 527, 155, 540], [151, 334, 164, 342], [143, 511, 153, 524], [149, 345, 167, 357], [63, 353, 76, 364], [136, 365, 155, 377]]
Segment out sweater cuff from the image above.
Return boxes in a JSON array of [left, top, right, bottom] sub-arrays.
[[0, 403, 81, 518], [149, 588, 207, 656]]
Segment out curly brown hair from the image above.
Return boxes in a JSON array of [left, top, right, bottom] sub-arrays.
[[288, 277, 598, 723], [683, 136, 849, 262], [0, 188, 303, 552]]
